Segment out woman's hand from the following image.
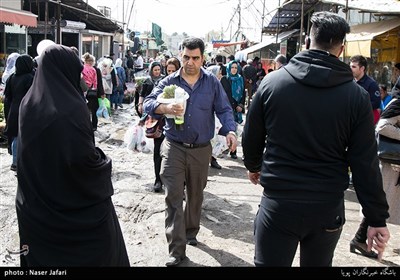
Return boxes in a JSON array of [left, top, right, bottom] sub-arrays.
[[138, 103, 143, 114]]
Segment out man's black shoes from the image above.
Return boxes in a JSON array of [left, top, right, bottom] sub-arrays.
[[187, 238, 198, 246], [165, 256, 186, 267], [210, 158, 222, 169], [153, 182, 162, 193]]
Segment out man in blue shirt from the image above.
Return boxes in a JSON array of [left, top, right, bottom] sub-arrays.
[[144, 37, 237, 267], [349, 55, 386, 259], [350, 55, 381, 125]]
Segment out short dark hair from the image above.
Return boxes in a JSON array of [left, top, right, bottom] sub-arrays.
[[395, 63, 400, 71], [181, 37, 205, 56], [275, 54, 287, 65], [215, 54, 224, 63], [350, 55, 368, 71], [310, 11, 350, 50], [228, 55, 235, 61]]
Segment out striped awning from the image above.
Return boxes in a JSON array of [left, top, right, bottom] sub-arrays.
[[0, 6, 37, 27]]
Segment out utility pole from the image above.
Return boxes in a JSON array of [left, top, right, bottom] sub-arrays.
[[275, 0, 280, 55], [56, 0, 61, 44], [259, 0, 265, 58], [261, 0, 265, 42], [343, 0, 349, 59], [122, 0, 125, 55], [44, 0, 48, 39], [299, 0, 304, 53], [237, 0, 241, 41]]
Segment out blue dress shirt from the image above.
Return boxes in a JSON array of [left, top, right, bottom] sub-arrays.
[[143, 68, 236, 144]]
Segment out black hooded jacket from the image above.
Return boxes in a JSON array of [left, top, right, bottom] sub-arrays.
[[242, 49, 389, 227]]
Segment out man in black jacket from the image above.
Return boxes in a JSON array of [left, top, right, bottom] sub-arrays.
[[242, 59, 257, 108], [242, 11, 390, 267]]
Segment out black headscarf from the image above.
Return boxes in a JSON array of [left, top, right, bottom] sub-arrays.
[[4, 55, 34, 138], [16, 45, 130, 266]]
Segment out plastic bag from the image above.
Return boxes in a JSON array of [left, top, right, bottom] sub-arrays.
[[142, 136, 154, 153], [236, 121, 244, 138], [124, 122, 152, 152], [211, 116, 227, 157], [98, 98, 111, 116], [96, 104, 110, 119]]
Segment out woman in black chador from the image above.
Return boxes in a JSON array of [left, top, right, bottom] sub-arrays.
[[16, 45, 130, 267]]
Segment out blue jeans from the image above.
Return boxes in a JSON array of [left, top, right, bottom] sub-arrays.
[[110, 91, 118, 108], [12, 137, 18, 166], [117, 88, 124, 105]]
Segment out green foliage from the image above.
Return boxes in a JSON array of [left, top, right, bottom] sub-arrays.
[[162, 85, 177, 99], [135, 77, 146, 87]]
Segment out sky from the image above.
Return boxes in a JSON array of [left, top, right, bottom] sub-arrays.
[[87, 0, 279, 41]]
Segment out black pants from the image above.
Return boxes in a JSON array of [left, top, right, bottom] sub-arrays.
[[254, 194, 344, 267], [134, 91, 141, 117], [353, 217, 368, 243], [154, 135, 165, 184], [87, 96, 99, 130]]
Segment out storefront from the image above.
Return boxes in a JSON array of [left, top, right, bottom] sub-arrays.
[[81, 30, 113, 60], [235, 30, 299, 70], [22, 0, 119, 62], [345, 18, 400, 89], [0, 6, 37, 79]]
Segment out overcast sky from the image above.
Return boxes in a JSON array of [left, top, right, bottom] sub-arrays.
[[87, 0, 279, 41]]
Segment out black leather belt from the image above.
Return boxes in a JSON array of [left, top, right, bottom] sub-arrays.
[[170, 139, 209, 148]]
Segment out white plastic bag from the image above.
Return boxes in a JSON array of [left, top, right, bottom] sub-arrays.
[[124, 122, 144, 151], [236, 122, 244, 138], [141, 136, 154, 153], [211, 116, 228, 157]]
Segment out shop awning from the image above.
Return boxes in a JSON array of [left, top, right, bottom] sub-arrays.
[[235, 29, 299, 61], [0, 6, 37, 27], [345, 18, 400, 57], [23, 0, 120, 33], [212, 41, 247, 48]]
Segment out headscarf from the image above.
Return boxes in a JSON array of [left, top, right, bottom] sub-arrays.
[[2, 52, 20, 85], [15, 55, 34, 76], [3, 55, 34, 139], [226, 60, 244, 103], [115, 58, 123, 68], [16, 44, 129, 266], [19, 45, 84, 148], [206, 65, 221, 78], [149, 61, 163, 85], [99, 57, 113, 75]]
